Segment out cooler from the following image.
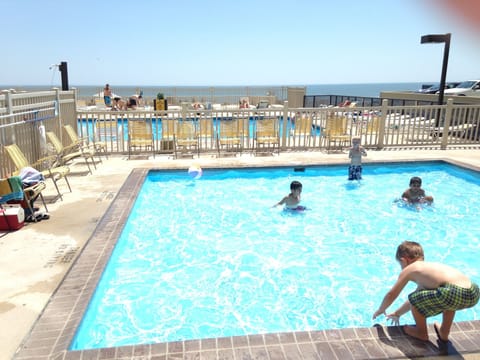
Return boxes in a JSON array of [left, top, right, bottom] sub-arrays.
[[0, 206, 25, 231]]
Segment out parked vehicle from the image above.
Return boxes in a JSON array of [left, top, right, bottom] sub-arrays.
[[416, 82, 460, 94], [444, 80, 480, 96]]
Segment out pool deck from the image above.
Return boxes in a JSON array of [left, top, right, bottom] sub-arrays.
[[1, 149, 480, 360]]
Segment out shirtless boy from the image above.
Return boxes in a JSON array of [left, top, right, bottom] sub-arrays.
[[348, 137, 367, 180], [274, 180, 304, 210], [401, 176, 434, 204], [372, 241, 479, 343]]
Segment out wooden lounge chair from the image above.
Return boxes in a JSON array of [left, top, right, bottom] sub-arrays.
[[128, 119, 154, 159], [63, 124, 107, 161], [4, 144, 71, 201], [255, 117, 280, 155], [46, 131, 95, 174]]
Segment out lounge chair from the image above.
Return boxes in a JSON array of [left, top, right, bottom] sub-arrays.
[[95, 119, 120, 153], [63, 124, 107, 161], [216, 118, 248, 156], [292, 115, 313, 147], [0, 174, 48, 224], [4, 144, 71, 201], [255, 117, 280, 155], [198, 116, 215, 151], [324, 114, 351, 152], [159, 118, 175, 153], [127, 119, 154, 159], [46, 131, 95, 174], [174, 120, 199, 158]]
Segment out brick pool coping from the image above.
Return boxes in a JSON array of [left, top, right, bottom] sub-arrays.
[[13, 165, 480, 359]]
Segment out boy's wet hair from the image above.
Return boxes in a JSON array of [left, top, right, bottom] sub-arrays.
[[290, 180, 302, 190], [410, 176, 422, 186], [396, 241, 424, 261]]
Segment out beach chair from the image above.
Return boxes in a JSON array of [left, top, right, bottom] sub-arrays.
[[95, 118, 120, 153], [255, 117, 280, 155], [63, 124, 107, 160], [0, 176, 48, 224], [158, 118, 175, 153], [4, 144, 71, 201], [128, 119, 154, 159], [46, 131, 95, 174], [216, 118, 247, 156], [292, 115, 313, 147], [324, 114, 351, 152], [174, 120, 199, 158], [198, 116, 215, 151]]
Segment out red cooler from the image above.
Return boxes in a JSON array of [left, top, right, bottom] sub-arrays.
[[0, 206, 25, 231]]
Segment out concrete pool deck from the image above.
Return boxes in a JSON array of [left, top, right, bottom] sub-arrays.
[[1, 149, 480, 360]]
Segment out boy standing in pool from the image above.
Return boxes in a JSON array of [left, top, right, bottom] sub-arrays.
[[402, 176, 434, 204], [372, 241, 479, 344], [274, 181, 304, 210], [348, 137, 367, 180]]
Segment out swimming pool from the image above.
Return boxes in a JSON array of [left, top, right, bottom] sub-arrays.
[[70, 162, 480, 350], [77, 116, 320, 142]]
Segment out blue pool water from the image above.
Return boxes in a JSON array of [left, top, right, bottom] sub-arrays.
[[71, 162, 480, 350]]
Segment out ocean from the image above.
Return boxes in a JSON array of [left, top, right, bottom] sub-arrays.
[[1, 82, 425, 101]]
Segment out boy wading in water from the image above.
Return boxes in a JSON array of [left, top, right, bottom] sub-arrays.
[[372, 241, 479, 344], [348, 137, 367, 180]]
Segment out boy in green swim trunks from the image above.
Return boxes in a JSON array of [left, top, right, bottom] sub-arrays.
[[372, 241, 479, 343]]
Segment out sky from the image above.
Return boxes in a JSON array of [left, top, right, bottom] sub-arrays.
[[1, 0, 479, 87]]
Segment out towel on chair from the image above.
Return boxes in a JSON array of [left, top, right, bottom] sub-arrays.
[[0, 177, 24, 202], [19, 167, 45, 186]]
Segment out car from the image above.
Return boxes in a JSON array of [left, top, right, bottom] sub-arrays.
[[444, 80, 480, 96], [417, 82, 460, 94]]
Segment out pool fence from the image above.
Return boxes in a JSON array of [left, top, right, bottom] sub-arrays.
[[1, 88, 480, 178]]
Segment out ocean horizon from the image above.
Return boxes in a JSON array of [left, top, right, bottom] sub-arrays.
[[1, 82, 426, 100]]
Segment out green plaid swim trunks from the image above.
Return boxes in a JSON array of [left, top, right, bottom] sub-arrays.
[[408, 283, 480, 318]]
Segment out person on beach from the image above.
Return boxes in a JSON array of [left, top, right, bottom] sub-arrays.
[[112, 97, 127, 111], [274, 180, 305, 211], [372, 241, 479, 344], [401, 176, 434, 204], [348, 137, 367, 180], [127, 95, 140, 109], [103, 84, 112, 107]]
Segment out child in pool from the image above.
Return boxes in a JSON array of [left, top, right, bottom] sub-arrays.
[[401, 176, 434, 204], [372, 241, 479, 343], [348, 137, 367, 180], [274, 180, 305, 210]]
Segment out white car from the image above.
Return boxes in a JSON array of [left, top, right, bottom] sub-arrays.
[[444, 80, 480, 96]]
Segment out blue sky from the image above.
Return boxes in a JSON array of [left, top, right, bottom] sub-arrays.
[[1, 0, 479, 86]]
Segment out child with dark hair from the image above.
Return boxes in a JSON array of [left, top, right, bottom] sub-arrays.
[[402, 177, 434, 204], [274, 181, 305, 210]]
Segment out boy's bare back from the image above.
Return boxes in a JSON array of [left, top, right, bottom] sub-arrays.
[[402, 261, 472, 290]]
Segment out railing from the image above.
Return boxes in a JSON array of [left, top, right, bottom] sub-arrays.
[[0, 88, 77, 178], [2, 90, 480, 179], [72, 99, 480, 156]]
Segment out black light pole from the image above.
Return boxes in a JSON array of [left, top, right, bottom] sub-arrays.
[[420, 33, 451, 127], [58, 61, 69, 91]]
